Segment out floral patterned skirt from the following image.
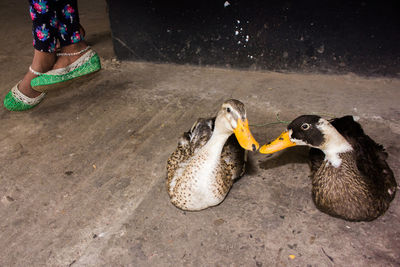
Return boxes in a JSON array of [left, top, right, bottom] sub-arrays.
[[29, 0, 83, 52]]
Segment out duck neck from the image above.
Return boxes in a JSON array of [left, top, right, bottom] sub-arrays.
[[319, 124, 353, 168], [204, 126, 232, 156]]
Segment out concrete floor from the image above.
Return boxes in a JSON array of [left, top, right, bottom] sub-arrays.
[[1, 1, 399, 266]]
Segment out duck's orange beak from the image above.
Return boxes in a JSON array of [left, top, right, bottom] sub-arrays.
[[233, 118, 259, 152], [259, 130, 296, 154]]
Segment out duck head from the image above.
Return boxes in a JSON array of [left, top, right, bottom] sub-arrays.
[[260, 115, 353, 167], [215, 99, 259, 152]]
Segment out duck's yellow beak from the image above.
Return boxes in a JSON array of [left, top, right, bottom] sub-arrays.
[[259, 130, 296, 154], [233, 118, 259, 152]]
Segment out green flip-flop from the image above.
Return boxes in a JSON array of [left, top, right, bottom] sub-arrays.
[[3, 82, 46, 111], [31, 48, 101, 92]]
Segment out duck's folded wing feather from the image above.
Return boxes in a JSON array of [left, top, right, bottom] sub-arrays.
[[167, 117, 215, 180], [330, 116, 396, 198], [221, 134, 245, 180]]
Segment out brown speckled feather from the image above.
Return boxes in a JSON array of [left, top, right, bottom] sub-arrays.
[[213, 134, 245, 197], [167, 118, 213, 192]]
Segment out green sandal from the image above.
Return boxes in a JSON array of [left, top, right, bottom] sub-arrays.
[[31, 47, 101, 92], [3, 82, 46, 111]]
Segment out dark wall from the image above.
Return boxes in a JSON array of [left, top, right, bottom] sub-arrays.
[[107, 0, 399, 76]]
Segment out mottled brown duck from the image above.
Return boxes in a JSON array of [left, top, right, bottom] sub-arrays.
[[167, 99, 259, 211], [260, 115, 397, 221]]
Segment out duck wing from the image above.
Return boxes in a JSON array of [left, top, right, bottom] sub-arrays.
[[331, 116, 397, 200], [221, 134, 246, 181], [167, 118, 214, 182], [188, 118, 215, 149]]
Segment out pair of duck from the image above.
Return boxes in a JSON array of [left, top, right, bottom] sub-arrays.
[[167, 99, 397, 221]]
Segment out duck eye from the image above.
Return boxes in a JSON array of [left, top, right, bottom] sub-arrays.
[[226, 107, 231, 113], [301, 123, 310, 130]]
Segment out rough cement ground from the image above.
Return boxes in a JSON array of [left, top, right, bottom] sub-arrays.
[[0, 2, 399, 267]]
